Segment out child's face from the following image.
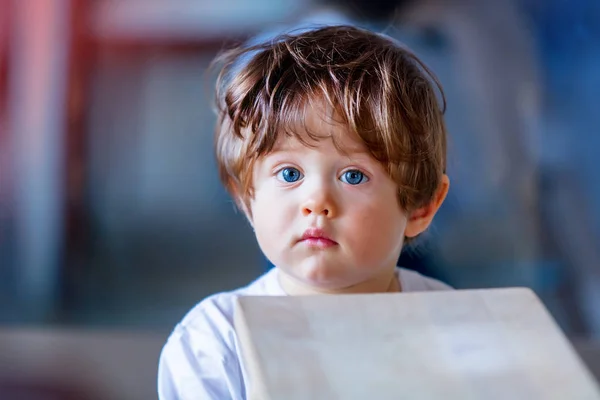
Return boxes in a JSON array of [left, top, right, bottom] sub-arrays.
[[248, 108, 410, 293]]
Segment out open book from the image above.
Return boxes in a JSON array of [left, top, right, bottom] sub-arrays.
[[234, 288, 600, 400]]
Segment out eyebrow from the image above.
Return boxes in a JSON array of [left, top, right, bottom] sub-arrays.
[[270, 141, 370, 155], [269, 143, 306, 153]]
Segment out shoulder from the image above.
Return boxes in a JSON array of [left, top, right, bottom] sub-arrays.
[[164, 268, 281, 349], [158, 269, 280, 399], [158, 291, 242, 399], [397, 267, 453, 292]]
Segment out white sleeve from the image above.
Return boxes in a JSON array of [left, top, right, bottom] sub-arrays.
[[157, 324, 245, 400]]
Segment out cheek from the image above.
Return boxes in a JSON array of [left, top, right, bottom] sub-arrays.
[[345, 197, 407, 261], [250, 189, 293, 245]]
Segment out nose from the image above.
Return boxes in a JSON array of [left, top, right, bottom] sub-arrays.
[[301, 184, 337, 218]]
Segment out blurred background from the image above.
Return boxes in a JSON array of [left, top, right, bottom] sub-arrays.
[[1, 0, 599, 398]]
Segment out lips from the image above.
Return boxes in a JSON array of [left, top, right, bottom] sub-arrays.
[[299, 228, 338, 248]]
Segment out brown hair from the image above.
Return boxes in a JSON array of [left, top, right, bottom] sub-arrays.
[[213, 25, 447, 216]]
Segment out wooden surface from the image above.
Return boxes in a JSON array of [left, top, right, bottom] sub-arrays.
[[234, 288, 600, 400]]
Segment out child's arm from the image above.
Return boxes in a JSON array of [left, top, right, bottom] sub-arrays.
[[157, 321, 245, 399]]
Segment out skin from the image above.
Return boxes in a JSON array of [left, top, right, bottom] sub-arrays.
[[243, 107, 449, 295]]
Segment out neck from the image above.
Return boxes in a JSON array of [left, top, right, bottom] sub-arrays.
[[277, 268, 401, 296]]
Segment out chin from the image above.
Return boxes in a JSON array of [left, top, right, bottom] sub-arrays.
[[295, 260, 353, 289]]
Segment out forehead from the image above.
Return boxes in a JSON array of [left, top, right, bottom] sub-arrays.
[[271, 102, 368, 155]]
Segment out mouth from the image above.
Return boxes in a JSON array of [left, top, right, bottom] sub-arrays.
[[299, 228, 338, 248]]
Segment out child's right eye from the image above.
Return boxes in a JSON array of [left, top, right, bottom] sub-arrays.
[[276, 167, 303, 183]]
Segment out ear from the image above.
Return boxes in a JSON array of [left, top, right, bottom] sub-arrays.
[[404, 174, 449, 238]]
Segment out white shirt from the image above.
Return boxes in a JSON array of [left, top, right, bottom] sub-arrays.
[[157, 267, 452, 400]]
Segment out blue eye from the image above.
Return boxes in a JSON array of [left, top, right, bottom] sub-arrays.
[[277, 167, 303, 183], [340, 169, 368, 185]]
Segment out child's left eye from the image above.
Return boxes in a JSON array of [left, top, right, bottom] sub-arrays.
[[340, 170, 369, 185]]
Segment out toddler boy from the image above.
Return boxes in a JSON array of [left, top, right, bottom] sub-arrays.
[[158, 25, 451, 400]]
